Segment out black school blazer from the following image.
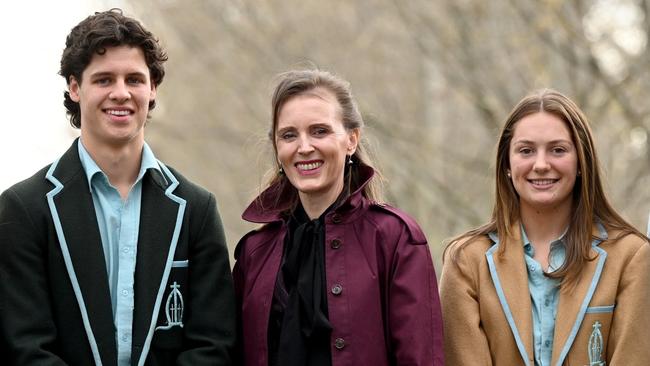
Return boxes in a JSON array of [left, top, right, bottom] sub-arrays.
[[0, 139, 236, 365]]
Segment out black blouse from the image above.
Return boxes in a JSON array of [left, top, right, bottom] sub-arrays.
[[267, 203, 332, 366]]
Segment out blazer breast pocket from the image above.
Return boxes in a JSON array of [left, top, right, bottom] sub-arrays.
[[573, 304, 615, 365], [152, 260, 189, 349]]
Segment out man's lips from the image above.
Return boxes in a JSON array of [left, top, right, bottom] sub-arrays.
[[104, 108, 133, 116]]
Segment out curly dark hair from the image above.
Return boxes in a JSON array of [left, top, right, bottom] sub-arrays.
[[59, 8, 168, 128]]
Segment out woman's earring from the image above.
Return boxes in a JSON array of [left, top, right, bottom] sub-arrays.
[[279, 165, 284, 174], [506, 170, 511, 178], [347, 155, 353, 165]]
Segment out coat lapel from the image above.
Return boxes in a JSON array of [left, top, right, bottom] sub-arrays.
[[551, 226, 608, 366], [131, 163, 186, 366], [45, 140, 116, 366], [485, 227, 534, 366]]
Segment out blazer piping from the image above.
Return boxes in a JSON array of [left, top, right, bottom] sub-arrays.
[[46, 157, 104, 366], [555, 244, 607, 366], [137, 160, 187, 366], [486, 243, 531, 366]]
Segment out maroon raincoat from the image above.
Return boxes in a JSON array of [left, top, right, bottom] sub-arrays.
[[234, 166, 444, 366]]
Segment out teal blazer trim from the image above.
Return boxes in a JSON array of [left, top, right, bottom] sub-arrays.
[[45, 157, 104, 366], [585, 305, 615, 314], [555, 243, 607, 366], [486, 241, 531, 366], [486, 223, 609, 366], [137, 160, 187, 366]]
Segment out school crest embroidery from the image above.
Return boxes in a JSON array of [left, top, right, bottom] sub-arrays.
[[586, 321, 605, 366], [156, 281, 184, 330]]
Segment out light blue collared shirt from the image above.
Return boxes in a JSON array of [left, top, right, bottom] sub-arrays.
[[521, 226, 566, 366], [78, 140, 161, 366]]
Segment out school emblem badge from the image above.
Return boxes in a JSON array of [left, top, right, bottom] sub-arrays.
[[586, 321, 605, 366], [156, 281, 184, 330]]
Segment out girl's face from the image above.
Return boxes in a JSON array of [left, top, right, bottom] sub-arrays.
[[508, 112, 578, 213]]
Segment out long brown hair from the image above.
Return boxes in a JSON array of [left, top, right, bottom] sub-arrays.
[[259, 69, 384, 213], [448, 89, 645, 286]]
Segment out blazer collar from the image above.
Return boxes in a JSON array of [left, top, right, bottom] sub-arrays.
[[45, 139, 185, 366], [45, 139, 116, 365], [486, 222, 608, 366], [551, 224, 607, 366], [486, 225, 534, 366]]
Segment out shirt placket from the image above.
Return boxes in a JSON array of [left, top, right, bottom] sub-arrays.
[[116, 195, 137, 364]]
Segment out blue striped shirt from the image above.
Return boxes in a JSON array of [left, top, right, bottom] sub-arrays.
[[78, 140, 161, 366]]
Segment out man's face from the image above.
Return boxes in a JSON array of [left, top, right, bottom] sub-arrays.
[[69, 45, 156, 151]]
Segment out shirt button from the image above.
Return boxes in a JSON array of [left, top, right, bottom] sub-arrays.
[[331, 214, 342, 224], [544, 299, 550, 307], [122, 247, 129, 254], [330, 239, 342, 249], [545, 340, 551, 347], [334, 337, 346, 349], [121, 334, 129, 342], [122, 289, 129, 296], [331, 284, 343, 295]]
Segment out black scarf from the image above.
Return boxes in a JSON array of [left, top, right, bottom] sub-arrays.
[[268, 204, 332, 366]]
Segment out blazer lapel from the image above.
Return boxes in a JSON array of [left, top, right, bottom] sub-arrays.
[[131, 164, 186, 366], [45, 140, 116, 366], [485, 227, 534, 366], [551, 226, 608, 366]]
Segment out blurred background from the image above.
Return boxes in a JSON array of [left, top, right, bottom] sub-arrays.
[[1, 0, 648, 267]]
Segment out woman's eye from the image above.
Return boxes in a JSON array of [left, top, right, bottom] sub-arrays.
[[280, 132, 296, 140], [312, 127, 328, 136], [552, 147, 567, 154], [95, 78, 110, 85], [519, 148, 533, 155], [127, 77, 143, 84]]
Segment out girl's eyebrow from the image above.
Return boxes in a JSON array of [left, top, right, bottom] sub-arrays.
[[512, 139, 572, 145]]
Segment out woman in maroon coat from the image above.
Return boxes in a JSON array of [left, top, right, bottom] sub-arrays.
[[233, 69, 444, 366]]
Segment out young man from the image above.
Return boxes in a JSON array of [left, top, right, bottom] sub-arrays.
[[0, 9, 235, 365]]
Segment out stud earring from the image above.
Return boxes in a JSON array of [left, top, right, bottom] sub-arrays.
[[279, 165, 284, 174], [506, 171, 511, 178], [347, 155, 353, 165]]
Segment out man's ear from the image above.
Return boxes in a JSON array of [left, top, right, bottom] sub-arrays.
[[69, 76, 81, 102], [150, 83, 157, 100]]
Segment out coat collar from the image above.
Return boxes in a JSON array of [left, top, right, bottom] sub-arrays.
[[485, 222, 608, 366], [242, 164, 375, 224], [45, 139, 186, 366]]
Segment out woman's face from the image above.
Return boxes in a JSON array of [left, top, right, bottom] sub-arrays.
[[508, 112, 578, 213], [275, 90, 358, 204]]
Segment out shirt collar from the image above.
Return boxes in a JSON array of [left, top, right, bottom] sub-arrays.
[[520, 224, 568, 272], [78, 138, 162, 189], [520, 224, 568, 249]]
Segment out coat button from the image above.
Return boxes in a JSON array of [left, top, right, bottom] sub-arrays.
[[332, 214, 342, 224], [330, 239, 342, 249], [334, 337, 346, 349], [331, 284, 343, 295]]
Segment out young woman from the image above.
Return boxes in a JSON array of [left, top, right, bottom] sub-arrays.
[[440, 89, 650, 365], [234, 69, 444, 366]]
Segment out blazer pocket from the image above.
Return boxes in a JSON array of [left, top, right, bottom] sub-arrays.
[[153, 259, 189, 348], [585, 304, 615, 314], [573, 304, 615, 365]]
